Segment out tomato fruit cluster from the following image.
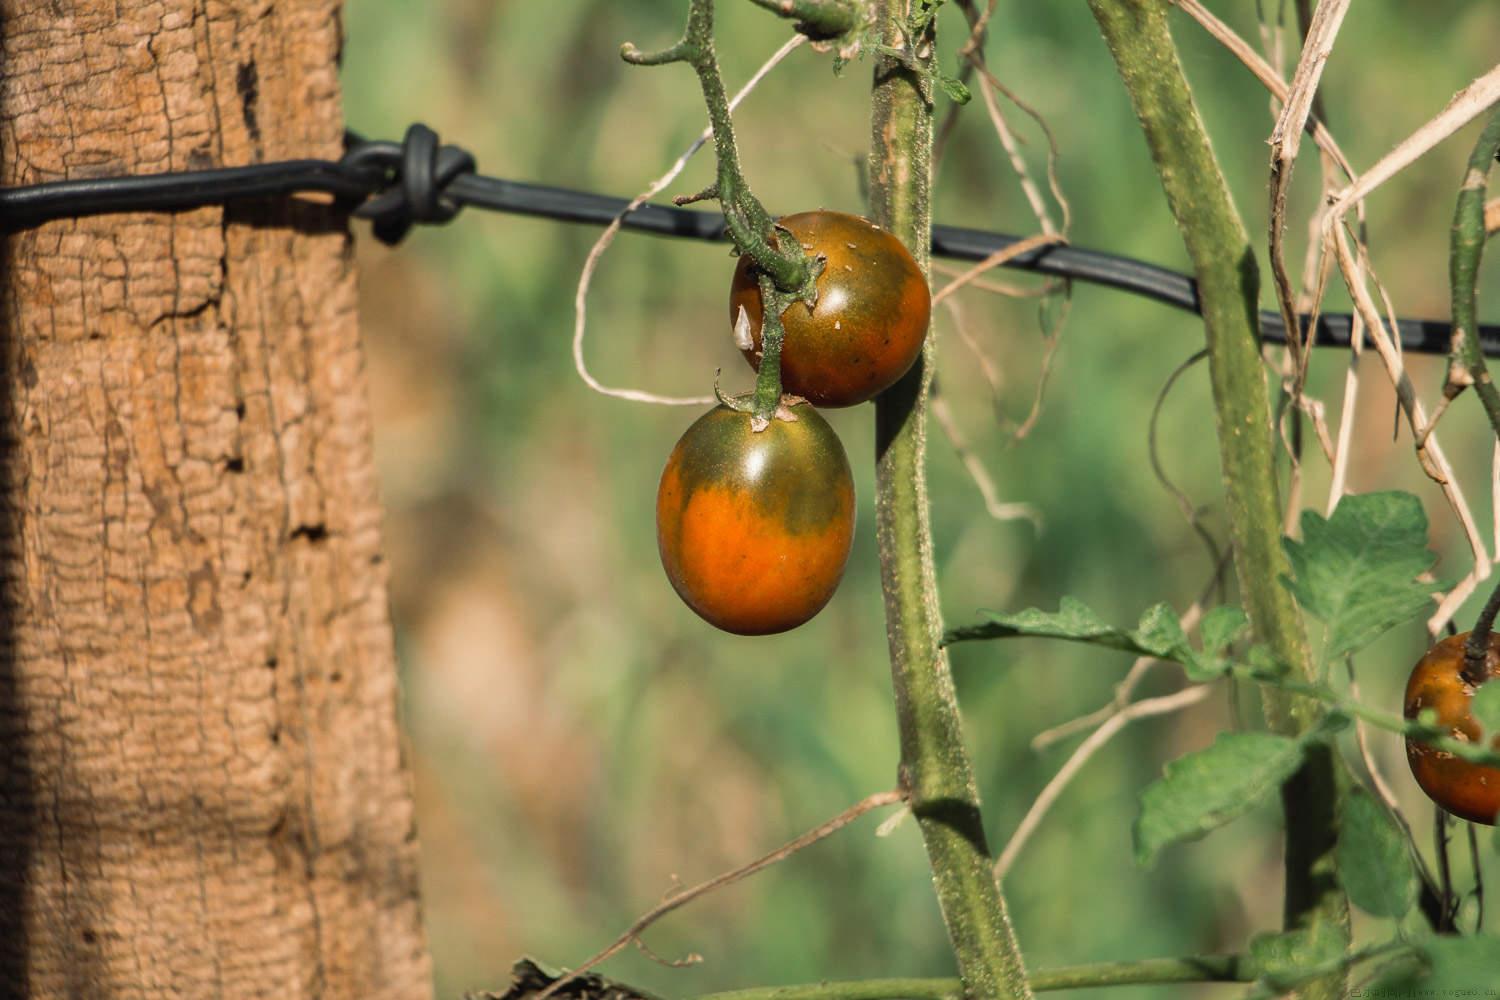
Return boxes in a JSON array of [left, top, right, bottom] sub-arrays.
[[729, 210, 930, 408], [1403, 631, 1500, 826], [656, 402, 855, 635], [656, 210, 929, 634]]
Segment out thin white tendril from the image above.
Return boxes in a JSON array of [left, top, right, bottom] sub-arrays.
[[572, 33, 806, 405]]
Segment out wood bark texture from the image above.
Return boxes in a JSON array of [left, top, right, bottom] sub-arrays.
[[0, 1, 433, 996]]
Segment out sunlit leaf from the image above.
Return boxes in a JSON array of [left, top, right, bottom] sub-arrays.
[[1281, 492, 1438, 659]]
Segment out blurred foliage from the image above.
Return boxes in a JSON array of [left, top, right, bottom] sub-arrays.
[[339, 1, 1500, 997]]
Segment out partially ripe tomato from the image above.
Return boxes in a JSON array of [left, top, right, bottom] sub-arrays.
[[729, 210, 930, 408], [656, 402, 855, 635], [1403, 631, 1500, 825]]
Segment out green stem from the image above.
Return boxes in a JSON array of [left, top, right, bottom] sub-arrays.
[[1447, 106, 1500, 438], [696, 954, 1252, 1000], [869, 4, 1030, 999], [1084, 2, 1348, 996], [1238, 668, 1500, 768], [743, 0, 861, 39], [623, 0, 823, 420], [1450, 109, 1500, 684]]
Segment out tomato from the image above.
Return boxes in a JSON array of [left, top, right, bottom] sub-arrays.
[[729, 210, 930, 408], [1403, 631, 1500, 825], [656, 402, 855, 635]]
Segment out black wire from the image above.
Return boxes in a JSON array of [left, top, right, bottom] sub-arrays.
[[0, 124, 1495, 358]]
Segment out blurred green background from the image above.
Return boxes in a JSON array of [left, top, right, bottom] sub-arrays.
[[339, 2, 1500, 996]]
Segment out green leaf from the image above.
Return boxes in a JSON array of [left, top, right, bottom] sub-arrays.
[[1246, 926, 1346, 991], [1187, 605, 1249, 680], [1134, 731, 1305, 868], [1366, 935, 1500, 992], [1337, 789, 1417, 918], [946, 598, 1235, 680], [937, 71, 971, 104], [946, 596, 1147, 650], [1244, 643, 1291, 679], [1133, 603, 1192, 659], [1473, 680, 1500, 736], [1281, 491, 1438, 660], [1199, 605, 1249, 658]]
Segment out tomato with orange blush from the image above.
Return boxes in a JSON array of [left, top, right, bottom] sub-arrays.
[[656, 402, 855, 635], [729, 210, 930, 407]]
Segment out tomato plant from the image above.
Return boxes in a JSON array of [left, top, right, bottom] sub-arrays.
[[656, 401, 855, 635], [1404, 631, 1500, 826], [729, 210, 930, 407]]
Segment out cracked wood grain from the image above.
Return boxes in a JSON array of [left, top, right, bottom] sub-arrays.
[[0, 2, 433, 996]]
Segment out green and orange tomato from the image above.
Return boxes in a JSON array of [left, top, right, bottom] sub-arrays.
[[730, 210, 930, 407], [656, 402, 855, 635]]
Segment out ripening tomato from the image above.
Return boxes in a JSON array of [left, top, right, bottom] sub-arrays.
[[656, 402, 855, 635], [729, 210, 930, 407], [1403, 631, 1500, 825]]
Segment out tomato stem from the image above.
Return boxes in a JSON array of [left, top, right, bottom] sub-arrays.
[[1463, 577, 1500, 686], [1445, 107, 1500, 438], [750, 274, 791, 421], [620, 1, 813, 297], [742, 0, 862, 39], [868, 3, 1032, 998], [692, 953, 1255, 999], [1085, 1, 1349, 994]]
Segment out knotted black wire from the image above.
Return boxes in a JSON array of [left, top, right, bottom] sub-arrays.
[[0, 121, 1496, 357], [345, 124, 476, 245]]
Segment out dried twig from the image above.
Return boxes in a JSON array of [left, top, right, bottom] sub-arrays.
[[997, 686, 1212, 879], [1325, 64, 1500, 226], [537, 789, 906, 1000], [1265, 0, 1352, 387], [931, 389, 1043, 529]]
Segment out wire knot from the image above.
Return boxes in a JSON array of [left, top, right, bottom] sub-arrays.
[[344, 123, 475, 245]]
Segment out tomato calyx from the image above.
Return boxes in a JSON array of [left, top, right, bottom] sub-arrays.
[[1461, 582, 1500, 684], [713, 385, 809, 431]]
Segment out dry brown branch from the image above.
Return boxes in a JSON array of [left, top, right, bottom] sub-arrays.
[[536, 789, 906, 1000], [975, 77, 1057, 236], [971, 65, 1072, 236], [1486, 196, 1500, 235], [1172, 0, 1355, 179], [1325, 64, 1500, 225], [1326, 226, 1491, 630], [1265, 0, 1351, 387], [1005, 296, 1071, 445], [931, 390, 1043, 529], [1174, 0, 1355, 405], [942, 298, 1004, 402], [1326, 340, 1363, 513]]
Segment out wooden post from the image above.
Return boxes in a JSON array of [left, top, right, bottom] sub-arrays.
[[0, 2, 433, 995]]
